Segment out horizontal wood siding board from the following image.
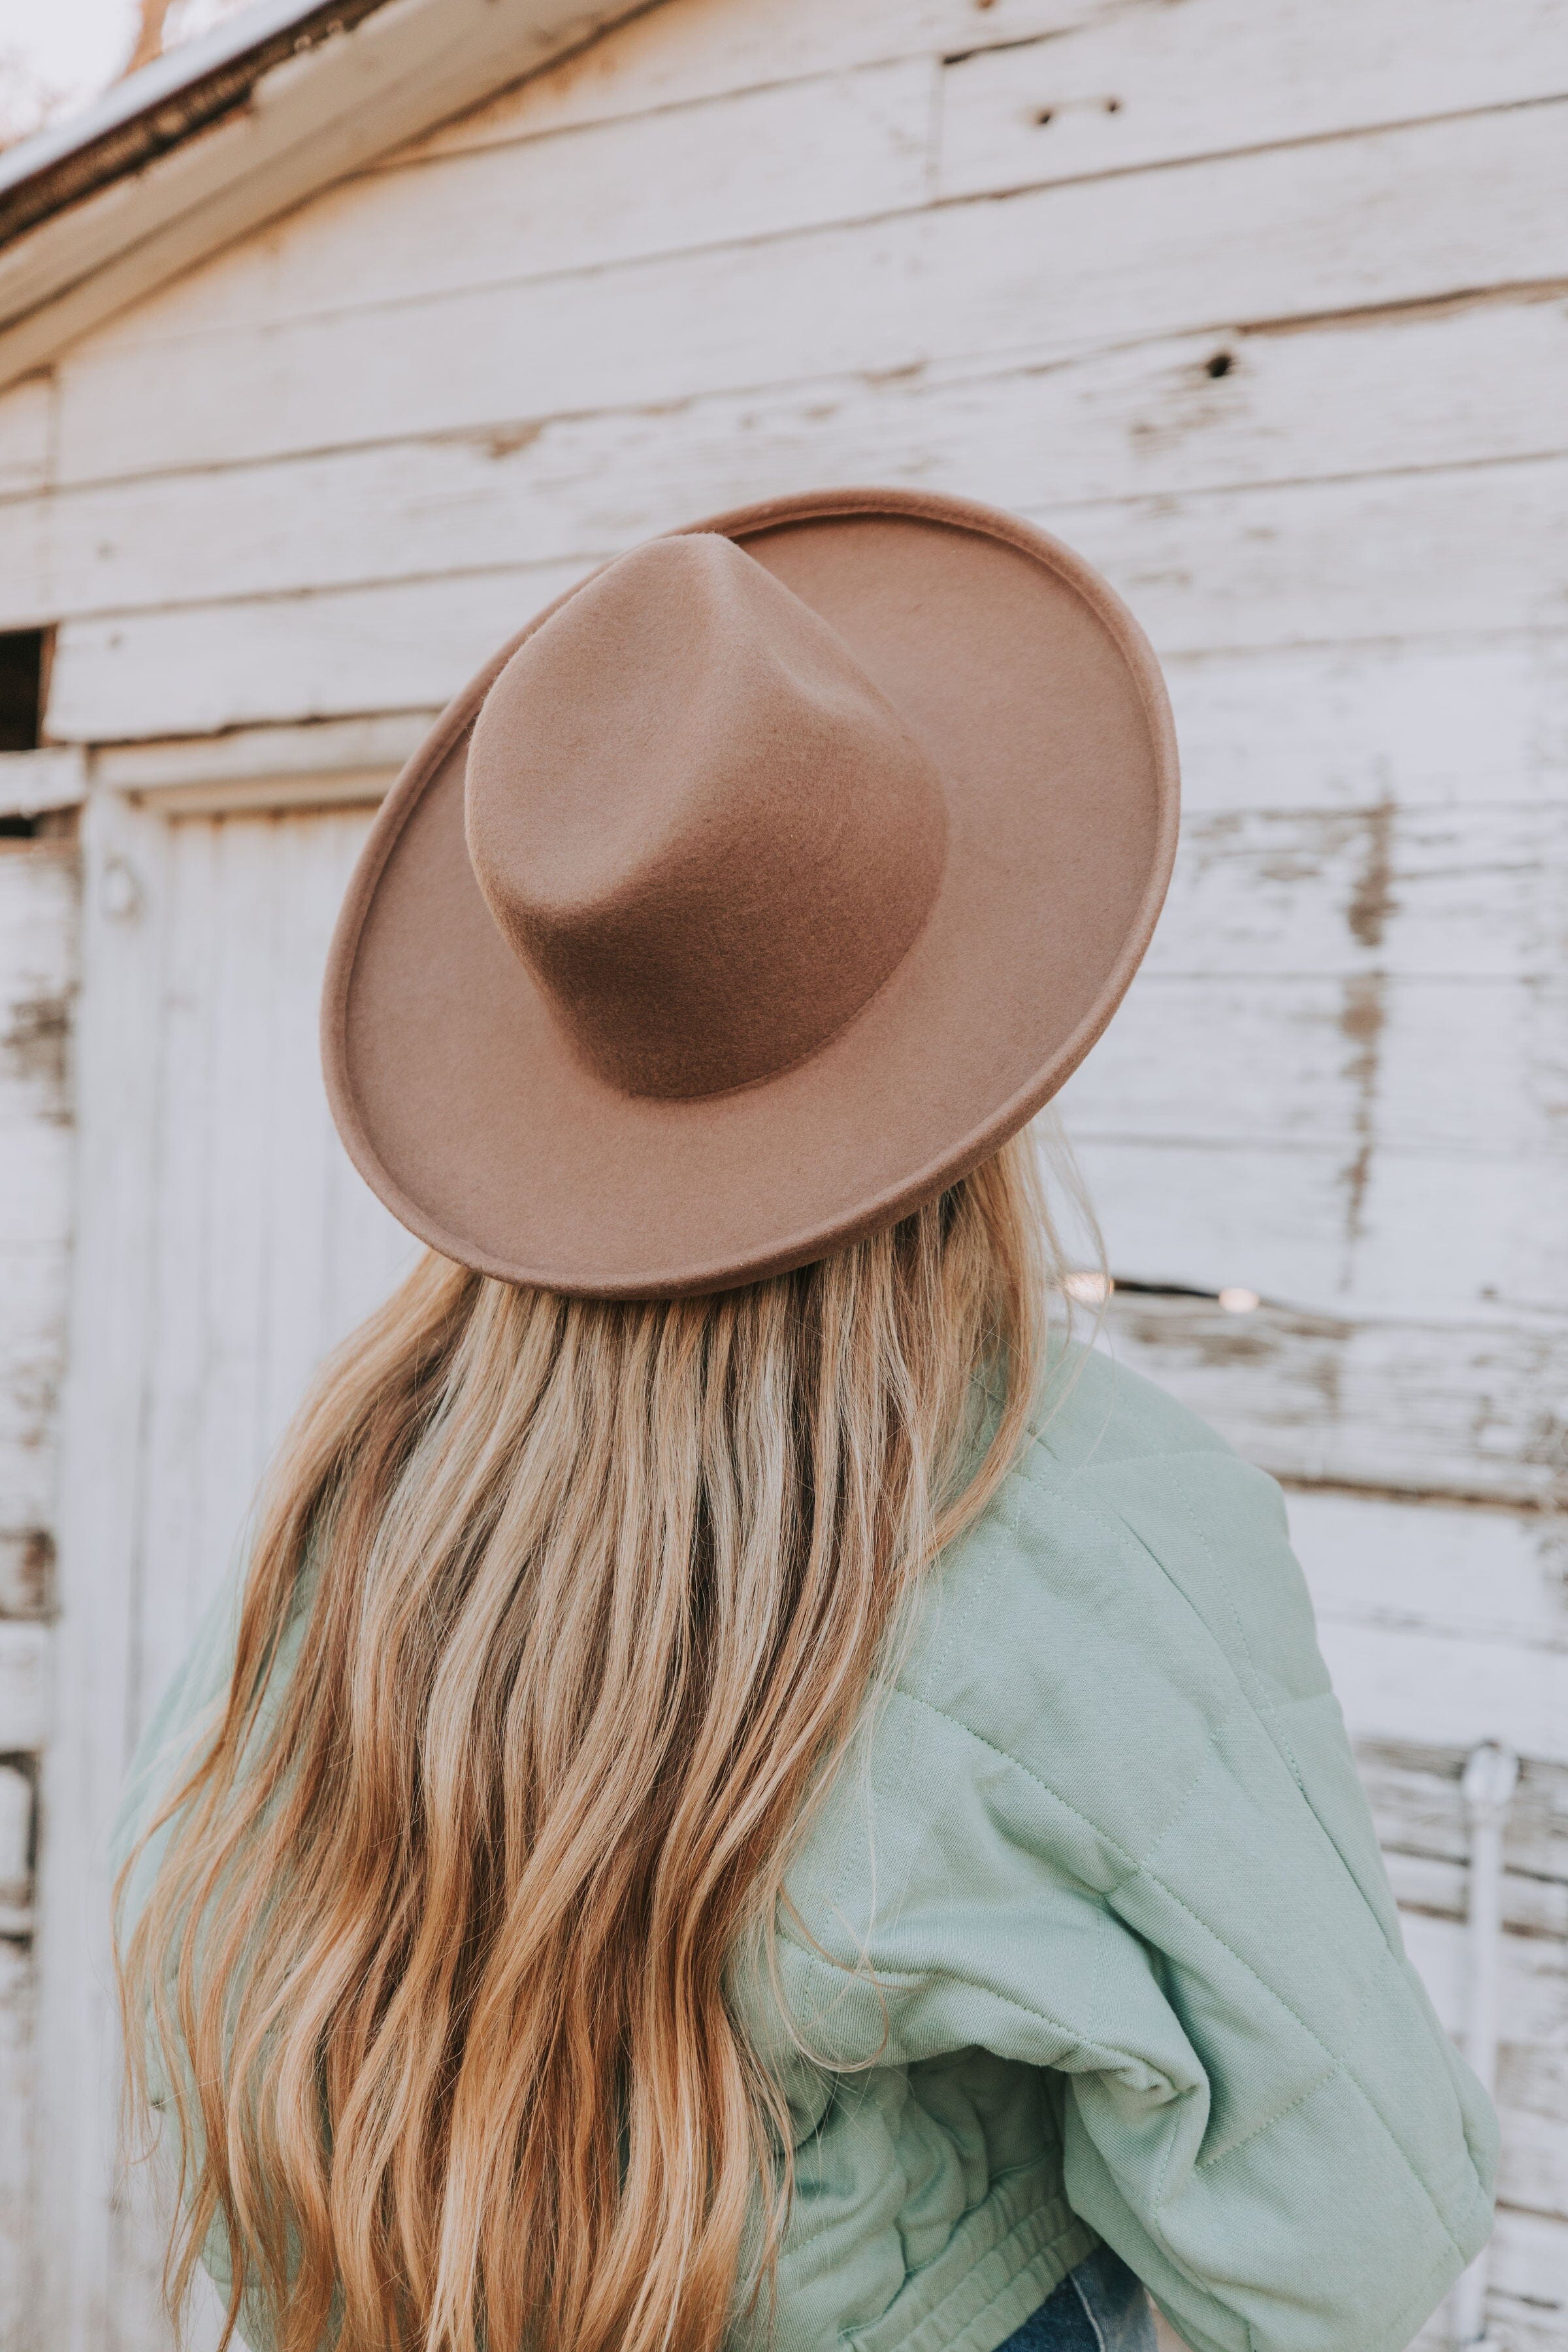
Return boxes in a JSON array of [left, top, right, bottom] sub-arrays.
[[1068, 975, 1568, 1155], [1168, 637, 1568, 817], [1402, 1906, 1566, 2062], [935, 0, 1568, 201], [1490, 2208, 1568, 2326], [396, 0, 1568, 157], [65, 57, 936, 353], [1077, 1137, 1567, 1322], [18, 631, 1563, 823], [1357, 1739, 1568, 1886], [41, 445, 1568, 731], [1322, 1617, 1568, 1768], [1290, 1490, 1568, 1659], [395, 0, 1124, 152], [1388, 1851, 1568, 1940], [1092, 1300, 1568, 1507], [12, 295, 1568, 606], [67, 20, 1568, 363], [52, 103, 1568, 480], [0, 370, 51, 498], [0, 1622, 52, 1750]]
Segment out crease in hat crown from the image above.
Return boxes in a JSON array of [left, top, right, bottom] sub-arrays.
[[463, 532, 951, 1102]]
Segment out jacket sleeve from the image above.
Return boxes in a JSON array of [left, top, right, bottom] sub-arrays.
[[1026, 1439, 1498, 2352]]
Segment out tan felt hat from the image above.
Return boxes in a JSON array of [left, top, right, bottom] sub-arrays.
[[321, 487, 1179, 1298]]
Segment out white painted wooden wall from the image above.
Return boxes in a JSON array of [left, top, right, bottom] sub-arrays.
[[0, 0, 1565, 2342]]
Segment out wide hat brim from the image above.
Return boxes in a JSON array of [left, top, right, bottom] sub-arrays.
[[322, 488, 1179, 1298]]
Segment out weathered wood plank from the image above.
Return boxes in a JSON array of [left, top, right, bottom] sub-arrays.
[[1147, 802, 1568, 983], [0, 1623, 50, 1751], [1388, 1850, 1568, 1940], [1094, 1294, 1568, 1507], [1357, 1739, 1568, 1887], [1495, 2103, 1568, 2227], [135, 817, 233, 1712], [78, 0, 1568, 357], [402, 0, 1111, 152], [0, 1939, 37, 2345], [0, 844, 75, 1635], [78, 57, 934, 351], [82, 780, 1568, 992], [0, 752, 87, 821], [937, 0, 1568, 200], [1069, 975, 1568, 1155], [1032, 457, 1568, 657], [0, 370, 50, 499], [0, 1254, 65, 1593], [1492, 2209, 1568, 2331], [133, 809, 414, 1725], [1324, 1618, 1568, 1768], [44, 447, 1568, 736], [0, 1761, 31, 1918], [1169, 637, 1568, 817], [33, 790, 169, 2347], [1289, 1487, 1568, 1660], [1403, 1906, 1567, 2054], [1073, 1133, 1566, 1324], [97, 715, 434, 808], [50, 634, 1568, 832], [47, 561, 583, 739], [18, 297, 1568, 619], [54, 103, 1568, 482]]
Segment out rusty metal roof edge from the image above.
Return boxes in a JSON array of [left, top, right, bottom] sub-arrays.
[[0, 0, 399, 250]]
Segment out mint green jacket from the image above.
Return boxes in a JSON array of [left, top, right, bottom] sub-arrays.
[[116, 1345, 1495, 2352]]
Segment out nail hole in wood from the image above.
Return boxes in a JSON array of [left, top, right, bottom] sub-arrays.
[[1206, 351, 1235, 378], [1104, 96, 1121, 111], [1034, 106, 1054, 125]]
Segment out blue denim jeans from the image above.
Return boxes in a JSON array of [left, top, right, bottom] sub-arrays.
[[994, 2246, 1156, 2352]]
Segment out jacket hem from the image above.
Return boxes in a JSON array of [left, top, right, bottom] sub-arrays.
[[843, 2187, 1098, 2352]]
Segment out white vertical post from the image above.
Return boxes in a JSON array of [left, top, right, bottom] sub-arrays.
[[1450, 1741, 1520, 2352]]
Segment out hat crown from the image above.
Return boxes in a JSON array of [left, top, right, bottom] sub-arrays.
[[464, 533, 949, 1100]]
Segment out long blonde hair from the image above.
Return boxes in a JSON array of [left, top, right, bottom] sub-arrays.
[[118, 1135, 1063, 2352]]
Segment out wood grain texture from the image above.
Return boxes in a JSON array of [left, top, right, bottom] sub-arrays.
[[63, 56, 935, 351], [12, 296, 1568, 623], [1092, 1299, 1568, 1507], [0, 372, 50, 498], [937, 0, 1568, 199], [399, 0, 1115, 150], [0, 1623, 50, 1750], [52, 101, 1568, 480], [0, 1940, 36, 2351], [0, 846, 75, 1624], [42, 442, 1568, 733], [65, 0, 1568, 358], [131, 809, 417, 1725], [33, 791, 170, 2349]]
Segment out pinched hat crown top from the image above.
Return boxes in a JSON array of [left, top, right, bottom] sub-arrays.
[[463, 533, 949, 1100]]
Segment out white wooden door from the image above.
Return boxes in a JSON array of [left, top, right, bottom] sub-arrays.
[[33, 789, 415, 2352]]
